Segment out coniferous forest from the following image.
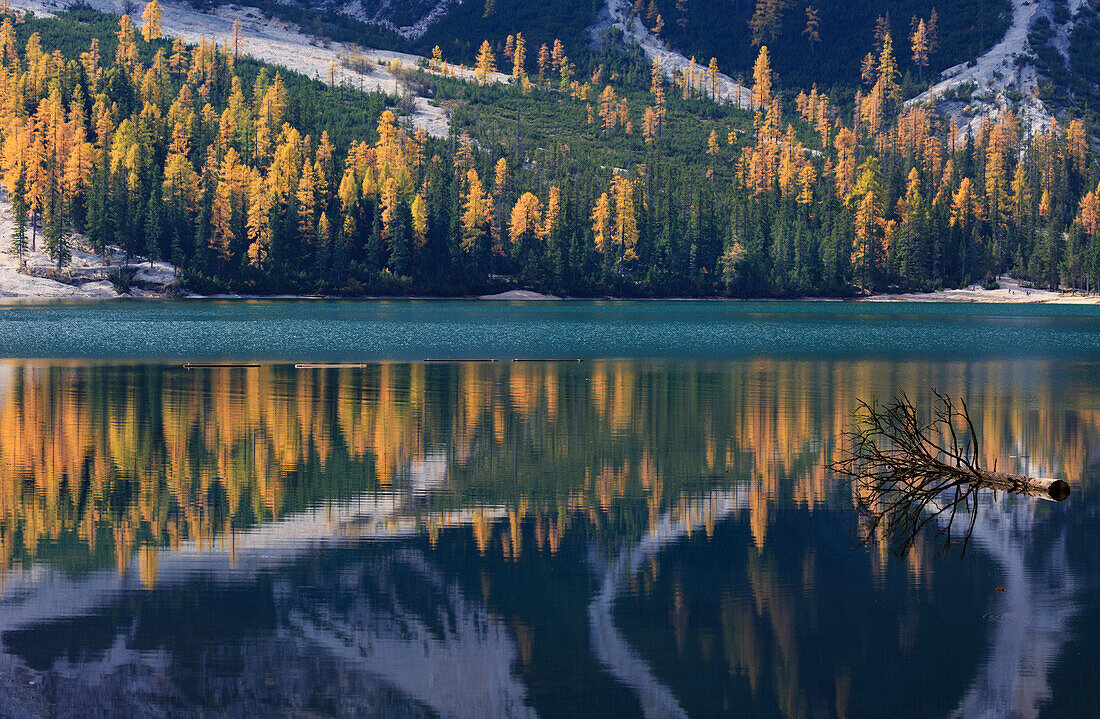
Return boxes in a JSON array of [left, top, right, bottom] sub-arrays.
[[4, 4, 1100, 297]]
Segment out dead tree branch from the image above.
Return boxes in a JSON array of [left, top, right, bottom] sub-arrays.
[[830, 391, 1070, 556]]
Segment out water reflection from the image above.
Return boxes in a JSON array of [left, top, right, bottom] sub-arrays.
[[0, 360, 1093, 718]]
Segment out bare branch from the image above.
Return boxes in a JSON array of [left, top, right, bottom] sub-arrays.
[[830, 392, 1070, 557]]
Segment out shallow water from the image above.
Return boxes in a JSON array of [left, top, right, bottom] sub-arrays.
[[0, 301, 1097, 718]]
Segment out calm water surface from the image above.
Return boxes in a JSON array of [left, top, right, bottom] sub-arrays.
[[0, 301, 1097, 718]]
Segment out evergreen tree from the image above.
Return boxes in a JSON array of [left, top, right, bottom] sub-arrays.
[[10, 175, 28, 263]]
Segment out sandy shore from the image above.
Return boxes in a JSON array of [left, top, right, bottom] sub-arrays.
[[479, 290, 561, 300], [858, 277, 1100, 304]]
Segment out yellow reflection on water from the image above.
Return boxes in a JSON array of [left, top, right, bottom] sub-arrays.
[[0, 359, 1092, 578]]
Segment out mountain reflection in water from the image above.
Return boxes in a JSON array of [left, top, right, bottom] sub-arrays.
[[0, 360, 1094, 718]]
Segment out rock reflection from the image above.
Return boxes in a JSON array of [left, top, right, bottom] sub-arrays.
[[589, 489, 745, 719], [949, 496, 1078, 719]]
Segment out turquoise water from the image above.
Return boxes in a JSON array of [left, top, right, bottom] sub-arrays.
[[0, 301, 1098, 718], [3, 299, 1100, 360]]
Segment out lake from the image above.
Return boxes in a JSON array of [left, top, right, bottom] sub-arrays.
[[0, 300, 1097, 718]]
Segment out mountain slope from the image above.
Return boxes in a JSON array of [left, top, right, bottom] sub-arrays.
[[640, 0, 1012, 89]]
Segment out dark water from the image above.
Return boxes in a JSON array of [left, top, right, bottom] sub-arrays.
[[0, 301, 1098, 718]]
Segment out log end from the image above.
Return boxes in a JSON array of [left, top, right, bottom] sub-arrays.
[[1046, 479, 1071, 502]]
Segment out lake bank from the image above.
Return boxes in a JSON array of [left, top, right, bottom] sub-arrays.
[[857, 277, 1100, 304], [3, 264, 1098, 304], [0, 223, 1094, 304]]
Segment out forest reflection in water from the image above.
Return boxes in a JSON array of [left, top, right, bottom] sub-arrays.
[[0, 359, 1093, 718]]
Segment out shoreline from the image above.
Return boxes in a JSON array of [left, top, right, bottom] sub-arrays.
[[2, 288, 1099, 305], [1, 235, 1096, 305]]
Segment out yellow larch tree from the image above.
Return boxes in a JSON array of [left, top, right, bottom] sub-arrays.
[[833, 126, 857, 198], [591, 192, 611, 254], [852, 190, 882, 286], [475, 41, 496, 84], [911, 19, 929, 81], [163, 150, 197, 218], [461, 168, 487, 252], [551, 39, 565, 73], [611, 175, 639, 263], [1067, 119, 1088, 177], [544, 186, 561, 237], [877, 32, 901, 102], [142, 0, 163, 42], [778, 124, 799, 195], [232, 20, 243, 60], [751, 46, 772, 109], [509, 192, 543, 247], [246, 174, 271, 268], [410, 193, 429, 246], [617, 98, 632, 134], [1078, 189, 1100, 236], [315, 130, 335, 200], [707, 57, 719, 100], [1039, 188, 1051, 220], [168, 37, 185, 76], [1010, 161, 1030, 221], [598, 85, 618, 133], [803, 5, 821, 55], [316, 211, 332, 261], [537, 43, 550, 84], [512, 33, 526, 82], [796, 163, 815, 205], [212, 148, 245, 264], [296, 157, 317, 245], [380, 176, 400, 238], [116, 16, 140, 73], [985, 151, 1008, 232], [643, 107, 659, 144], [0, 18, 16, 67], [950, 177, 977, 228]]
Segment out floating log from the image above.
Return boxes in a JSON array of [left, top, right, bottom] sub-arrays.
[[183, 363, 260, 369], [294, 363, 368, 369], [974, 469, 1071, 501], [511, 358, 584, 362], [423, 358, 499, 362]]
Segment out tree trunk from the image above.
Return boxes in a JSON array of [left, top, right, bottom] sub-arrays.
[[974, 469, 1070, 501]]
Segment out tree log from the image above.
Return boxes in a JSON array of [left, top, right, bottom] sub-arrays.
[[974, 469, 1071, 501]]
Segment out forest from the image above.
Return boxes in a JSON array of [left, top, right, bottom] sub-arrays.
[[2, 4, 1100, 297]]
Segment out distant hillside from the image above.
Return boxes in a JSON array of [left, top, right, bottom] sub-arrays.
[[414, 0, 600, 64], [215, 0, 603, 64], [1027, 0, 1100, 122], [644, 0, 1011, 91], [178, 0, 1100, 129]]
